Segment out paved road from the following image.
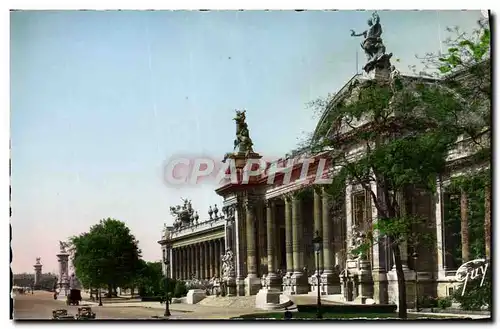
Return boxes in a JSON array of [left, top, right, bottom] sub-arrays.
[[13, 291, 180, 320]]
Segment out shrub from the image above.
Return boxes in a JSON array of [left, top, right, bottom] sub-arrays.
[[418, 295, 437, 308], [453, 270, 491, 311], [173, 281, 188, 298], [437, 297, 452, 309]]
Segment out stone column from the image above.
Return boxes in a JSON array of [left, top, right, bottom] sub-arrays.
[[175, 247, 183, 280], [234, 202, 247, 296], [392, 191, 409, 270], [313, 188, 324, 272], [204, 241, 209, 279], [207, 240, 214, 278], [264, 199, 281, 289], [435, 178, 445, 275], [311, 188, 323, 294], [215, 239, 220, 277], [169, 248, 173, 278], [183, 247, 188, 280], [189, 245, 193, 279], [283, 195, 294, 293], [368, 181, 387, 304], [291, 193, 309, 294], [174, 249, 179, 279], [244, 198, 260, 295], [33, 259, 42, 288], [194, 244, 200, 279]]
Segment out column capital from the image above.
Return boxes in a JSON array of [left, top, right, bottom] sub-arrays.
[[264, 198, 276, 209], [244, 198, 258, 210], [281, 191, 301, 203]]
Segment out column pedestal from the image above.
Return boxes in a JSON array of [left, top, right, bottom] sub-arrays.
[[387, 268, 416, 307], [255, 288, 282, 310], [290, 272, 309, 295], [265, 273, 282, 290], [244, 274, 261, 296], [321, 271, 341, 295]]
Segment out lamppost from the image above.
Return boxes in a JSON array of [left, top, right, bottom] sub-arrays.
[[162, 255, 171, 317], [412, 252, 418, 311], [312, 231, 323, 319], [98, 287, 103, 306]]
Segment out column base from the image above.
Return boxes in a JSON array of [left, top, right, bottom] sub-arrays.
[[255, 288, 282, 310], [321, 271, 341, 295], [282, 272, 294, 294], [265, 273, 282, 290], [310, 273, 321, 293], [224, 277, 237, 297], [290, 271, 309, 295], [244, 274, 261, 296], [387, 268, 416, 307], [236, 278, 246, 296], [372, 269, 388, 304]]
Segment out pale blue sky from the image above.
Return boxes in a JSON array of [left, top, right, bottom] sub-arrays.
[[11, 10, 482, 273]]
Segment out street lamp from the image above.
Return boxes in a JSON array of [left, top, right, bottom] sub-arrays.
[[312, 230, 323, 319], [412, 252, 418, 311], [98, 287, 103, 306], [162, 255, 171, 318]]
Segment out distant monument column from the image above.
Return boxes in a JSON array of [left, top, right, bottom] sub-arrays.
[[33, 258, 43, 289], [57, 241, 70, 297]]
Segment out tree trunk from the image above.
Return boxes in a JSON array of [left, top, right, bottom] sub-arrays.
[[460, 189, 470, 262], [484, 183, 491, 260], [107, 284, 113, 298], [391, 238, 408, 319]]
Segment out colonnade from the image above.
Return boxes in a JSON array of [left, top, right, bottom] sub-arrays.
[[172, 238, 225, 280], [240, 187, 342, 295]]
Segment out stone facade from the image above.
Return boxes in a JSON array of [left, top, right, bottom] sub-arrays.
[[158, 71, 490, 308]]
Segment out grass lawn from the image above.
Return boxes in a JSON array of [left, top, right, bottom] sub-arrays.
[[233, 312, 458, 320]]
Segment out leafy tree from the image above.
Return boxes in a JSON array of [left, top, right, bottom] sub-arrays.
[[134, 260, 164, 296], [70, 218, 142, 297], [13, 273, 58, 291], [304, 19, 490, 318]]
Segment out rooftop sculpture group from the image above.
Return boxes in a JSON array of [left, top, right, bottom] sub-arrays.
[[171, 198, 199, 230], [350, 11, 393, 73]]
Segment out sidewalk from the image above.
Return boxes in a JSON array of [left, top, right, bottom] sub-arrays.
[[77, 300, 269, 319], [408, 311, 491, 320]]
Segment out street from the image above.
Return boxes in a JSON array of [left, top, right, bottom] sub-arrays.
[[13, 291, 178, 320]]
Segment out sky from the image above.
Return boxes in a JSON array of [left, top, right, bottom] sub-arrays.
[[10, 10, 483, 274]]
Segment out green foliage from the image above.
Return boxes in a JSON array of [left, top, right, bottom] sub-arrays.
[[173, 280, 188, 298], [452, 269, 491, 311], [438, 20, 490, 73], [437, 297, 453, 309], [13, 273, 58, 291], [70, 218, 142, 293], [418, 295, 438, 308], [134, 260, 164, 297]]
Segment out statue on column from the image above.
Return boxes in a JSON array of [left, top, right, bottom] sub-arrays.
[[350, 11, 392, 73], [59, 241, 69, 254], [223, 110, 255, 162]]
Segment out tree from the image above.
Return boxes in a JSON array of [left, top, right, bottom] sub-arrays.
[[133, 260, 164, 297], [304, 19, 490, 318], [70, 218, 142, 297]]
